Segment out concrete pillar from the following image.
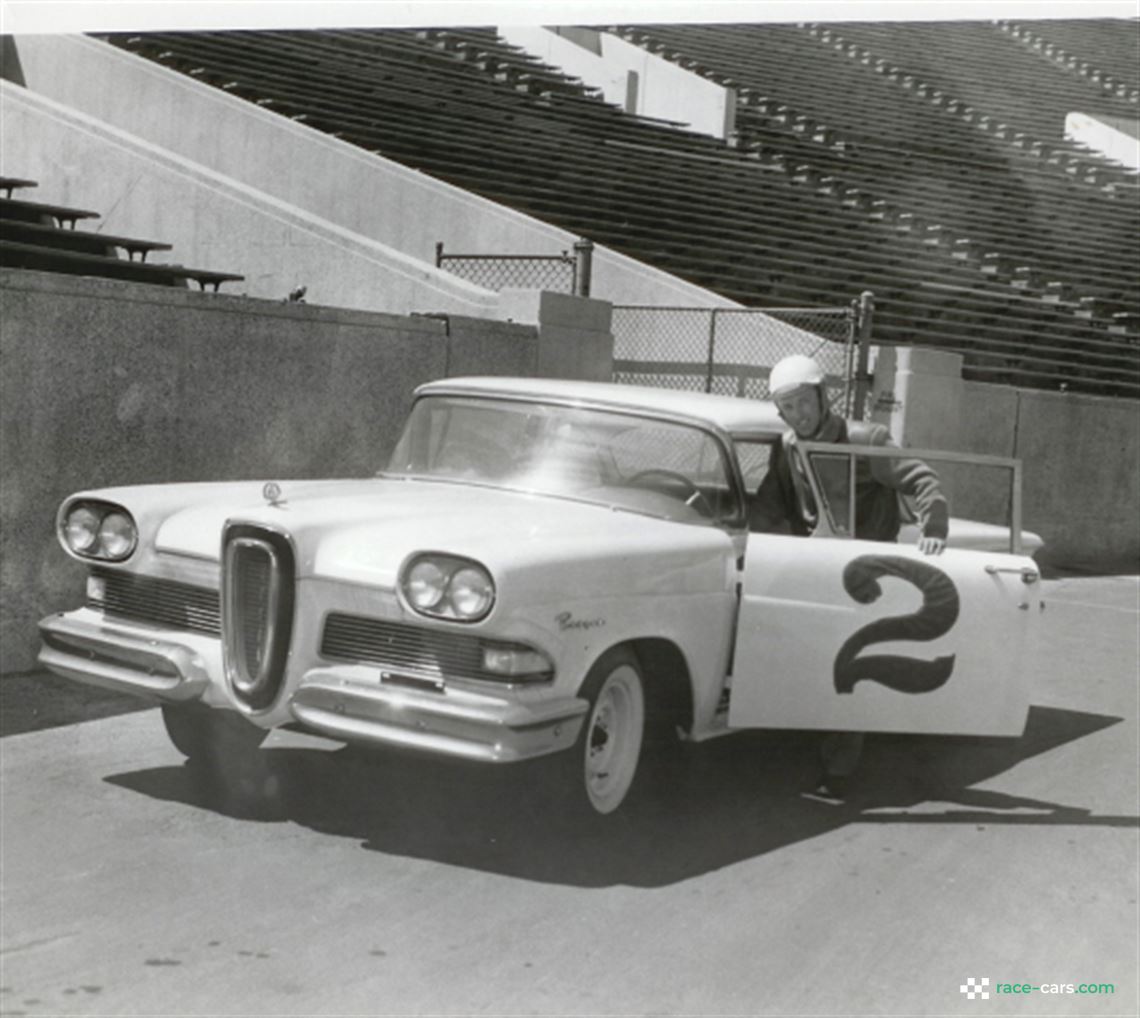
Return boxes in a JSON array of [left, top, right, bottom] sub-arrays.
[[870, 346, 965, 449], [496, 289, 614, 381]]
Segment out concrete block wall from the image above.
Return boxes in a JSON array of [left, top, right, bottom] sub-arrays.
[[0, 269, 590, 674], [498, 290, 614, 380], [999, 387, 1140, 573], [873, 346, 1140, 573]]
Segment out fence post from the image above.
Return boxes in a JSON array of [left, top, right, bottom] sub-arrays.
[[573, 238, 594, 298], [851, 290, 875, 420], [706, 309, 718, 393], [434, 241, 444, 269]]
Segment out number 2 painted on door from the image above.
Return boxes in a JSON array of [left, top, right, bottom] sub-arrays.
[[833, 554, 960, 695]]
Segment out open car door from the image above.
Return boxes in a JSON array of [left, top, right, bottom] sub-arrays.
[[727, 440, 1043, 737]]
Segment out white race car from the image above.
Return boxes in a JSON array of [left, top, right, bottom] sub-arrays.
[[39, 377, 1044, 817]]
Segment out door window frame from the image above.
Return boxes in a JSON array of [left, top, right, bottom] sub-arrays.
[[796, 441, 1028, 555]]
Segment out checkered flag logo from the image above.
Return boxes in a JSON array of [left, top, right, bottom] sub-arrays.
[[960, 977, 990, 1000]]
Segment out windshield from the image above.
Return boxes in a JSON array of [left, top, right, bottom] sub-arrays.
[[384, 395, 742, 525]]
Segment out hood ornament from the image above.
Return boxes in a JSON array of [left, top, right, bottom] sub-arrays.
[[262, 481, 287, 507]]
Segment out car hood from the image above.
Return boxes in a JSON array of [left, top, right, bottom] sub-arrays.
[[140, 477, 723, 589]]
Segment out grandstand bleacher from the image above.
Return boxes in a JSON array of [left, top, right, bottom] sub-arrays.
[[99, 21, 1139, 397], [0, 176, 244, 290]]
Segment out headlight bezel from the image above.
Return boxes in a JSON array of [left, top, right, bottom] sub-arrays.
[[399, 552, 496, 623], [59, 500, 138, 562]]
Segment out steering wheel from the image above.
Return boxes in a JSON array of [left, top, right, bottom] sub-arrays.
[[628, 469, 713, 517]]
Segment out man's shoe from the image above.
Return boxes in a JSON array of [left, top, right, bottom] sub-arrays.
[[804, 773, 850, 803]]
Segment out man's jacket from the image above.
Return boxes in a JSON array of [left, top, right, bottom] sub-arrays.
[[751, 418, 949, 542]]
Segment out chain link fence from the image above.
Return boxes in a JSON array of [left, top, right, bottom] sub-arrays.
[[612, 296, 874, 418], [435, 240, 592, 295]]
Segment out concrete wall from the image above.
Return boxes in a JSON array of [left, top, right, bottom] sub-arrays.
[[0, 269, 611, 673], [972, 385, 1140, 573], [498, 289, 614, 380], [872, 346, 1140, 573], [1, 80, 502, 317], [1065, 112, 1140, 172], [9, 33, 740, 311]]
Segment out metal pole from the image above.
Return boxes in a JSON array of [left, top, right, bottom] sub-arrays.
[[434, 241, 444, 269], [573, 238, 594, 297], [843, 301, 858, 417], [1011, 460, 1023, 557], [848, 451, 857, 537], [706, 309, 718, 393], [851, 290, 875, 421]]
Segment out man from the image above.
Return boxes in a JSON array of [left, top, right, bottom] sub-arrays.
[[752, 354, 950, 799], [753, 355, 948, 551]]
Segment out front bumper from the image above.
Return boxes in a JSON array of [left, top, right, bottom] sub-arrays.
[[38, 611, 588, 763], [38, 610, 215, 703], [290, 666, 588, 763]]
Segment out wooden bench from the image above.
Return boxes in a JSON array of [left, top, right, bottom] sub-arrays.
[[0, 240, 243, 290], [0, 177, 37, 198], [0, 196, 100, 229], [1, 220, 173, 261]]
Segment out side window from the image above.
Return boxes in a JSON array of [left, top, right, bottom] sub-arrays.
[[808, 452, 853, 537], [735, 440, 774, 491], [738, 438, 826, 536], [737, 439, 793, 535]]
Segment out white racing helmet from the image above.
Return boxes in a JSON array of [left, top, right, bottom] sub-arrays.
[[768, 354, 826, 398]]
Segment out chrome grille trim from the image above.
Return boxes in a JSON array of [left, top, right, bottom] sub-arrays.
[[320, 613, 541, 684], [222, 527, 295, 710], [88, 567, 220, 635], [224, 538, 278, 698]]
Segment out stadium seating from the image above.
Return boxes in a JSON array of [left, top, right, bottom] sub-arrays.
[[0, 178, 244, 290], [102, 22, 1139, 396]]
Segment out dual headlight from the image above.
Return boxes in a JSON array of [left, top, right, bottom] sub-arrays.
[[60, 501, 138, 561], [400, 553, 495, 622], [400, 554, 552, 681]]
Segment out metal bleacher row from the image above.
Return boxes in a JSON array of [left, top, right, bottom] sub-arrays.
[[1003, 19, 1139, 97], [0, 176, 244, 291], [101, 23, 1140, 397]]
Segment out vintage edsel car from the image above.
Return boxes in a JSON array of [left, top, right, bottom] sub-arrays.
[[39, 376, 1044, 817]]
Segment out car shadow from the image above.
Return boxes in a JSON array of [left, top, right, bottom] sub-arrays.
[[105, 704, 1135, 889]]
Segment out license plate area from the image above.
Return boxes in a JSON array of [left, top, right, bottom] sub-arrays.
[[380, 670, 445, 694]]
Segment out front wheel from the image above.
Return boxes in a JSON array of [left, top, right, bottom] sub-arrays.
[[555, 647, 647, 818], [161, 704, 268, 763]]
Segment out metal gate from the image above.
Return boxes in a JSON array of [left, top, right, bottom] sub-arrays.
[[612, 293, 874, 419]]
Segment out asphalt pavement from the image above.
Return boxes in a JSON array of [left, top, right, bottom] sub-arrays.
[[1, 576, 1137, 1016]]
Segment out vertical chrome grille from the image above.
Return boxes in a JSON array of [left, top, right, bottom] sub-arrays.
[[231, 540, 275, 683], [222, 527, 295, 710]]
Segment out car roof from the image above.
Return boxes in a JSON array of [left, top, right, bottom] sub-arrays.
[[415, 376, 785, 437]]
